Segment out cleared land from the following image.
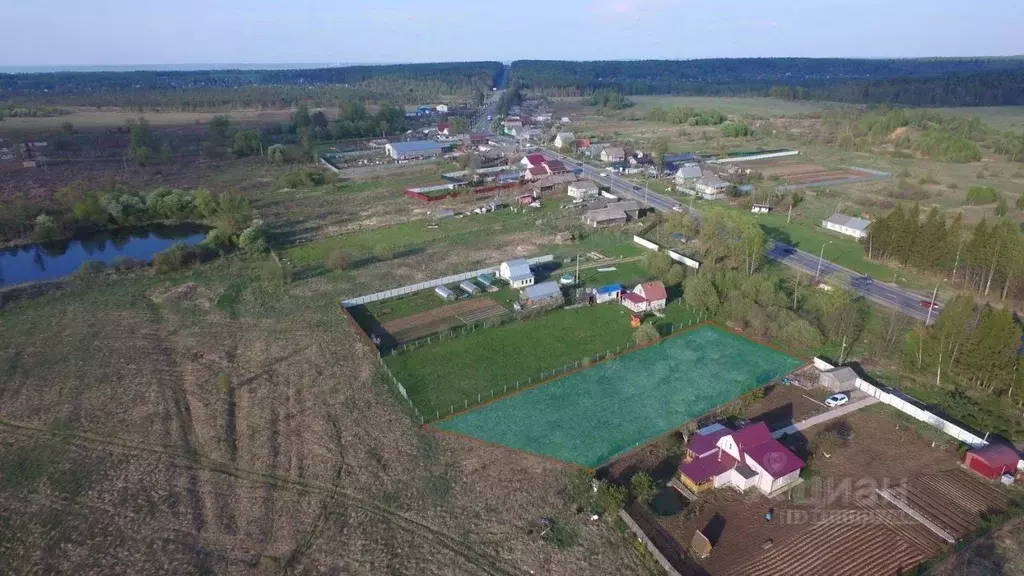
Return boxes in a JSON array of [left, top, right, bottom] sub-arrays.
[[649, 405, 1005, 576], [434, 326, 803, 467], [381, 298, 507, 343], [385, 301, 700, 417]]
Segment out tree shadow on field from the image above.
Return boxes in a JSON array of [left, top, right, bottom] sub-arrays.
[[532, 260, 562, 283], [702, 513, 727, 546]]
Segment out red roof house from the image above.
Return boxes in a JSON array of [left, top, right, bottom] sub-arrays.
[[522, 153, 547, 168], [621, 291, 649, 313], [437, 123, 450, 135], [964, 444, 1021, 480], [679, 422, 804, 495], [526, 166, 549, 179], [634, 281, 667, 311], [544, 160, 570, 174]]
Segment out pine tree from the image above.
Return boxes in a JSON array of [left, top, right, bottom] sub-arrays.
[[915, 207, 947, 269]]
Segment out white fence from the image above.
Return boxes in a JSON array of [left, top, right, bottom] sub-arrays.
[[319, 156, 341, 174], [814, 358, 988, 448], [709, 150, 800, 164], [667, 250, 701, 269], [600, 190, 618, 199], [633, 235, 660, 251], [341, 255, 555, 307]]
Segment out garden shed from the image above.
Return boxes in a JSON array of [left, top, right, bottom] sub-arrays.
[[964, 444, 1022, 480], [819, 367, 858, 392]]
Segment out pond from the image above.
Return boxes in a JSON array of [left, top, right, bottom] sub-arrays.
[[0, 224, 207, 286]]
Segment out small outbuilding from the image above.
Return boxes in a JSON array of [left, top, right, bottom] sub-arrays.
[[819, 367, 859, 392], [434, 285, 456, 301], [459, 280, 480, 295], [521, 281, 564, 308], [634, 281, 667, 311], [593, 284, 622, 304], [964, 444, 1022, 480]]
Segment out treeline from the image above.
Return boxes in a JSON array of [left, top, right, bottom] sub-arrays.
[[913, 296, 1022, 414], [2, 183, 255, 246], [812, 107, 987, 162], [509, 58, 1024, 107], [868, 205, 1024, 301], [584, 90, 632, 110], [645, 106, 726, 125], [0, 62, 502, 110], [496, 85, 524, 116]]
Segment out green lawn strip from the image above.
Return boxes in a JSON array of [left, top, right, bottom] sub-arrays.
[[434, 325, 804, 467], [385, 304, 643, 417]]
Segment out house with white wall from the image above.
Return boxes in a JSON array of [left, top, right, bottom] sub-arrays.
[[499, 259, 535, 289], [679, 422, 805, 496], [822, 213, 872, 240]]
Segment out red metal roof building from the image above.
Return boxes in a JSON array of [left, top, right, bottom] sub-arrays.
[[679, 422, 804, 496], [964, 444, 1021, 480], [523, 153, 547, 168]]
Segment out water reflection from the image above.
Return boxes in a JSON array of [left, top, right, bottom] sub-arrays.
[[0, 224, 207, 286]]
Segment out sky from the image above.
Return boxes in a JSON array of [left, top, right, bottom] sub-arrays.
[[3, 0, 1022, 69]]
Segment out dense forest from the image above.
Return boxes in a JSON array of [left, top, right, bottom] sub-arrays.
[[0, 62, 503, 110], [509, 58, 1024, 107]]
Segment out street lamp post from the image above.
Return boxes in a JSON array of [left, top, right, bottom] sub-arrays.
[[925, 280, 944, 326], [814, 241, 832, 283]]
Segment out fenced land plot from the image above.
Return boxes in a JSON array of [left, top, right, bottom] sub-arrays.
[[384, 301, 699, 417], [434, 325, 803, 468]]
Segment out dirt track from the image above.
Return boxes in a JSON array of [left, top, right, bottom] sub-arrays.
[[382, 298, 505, 343]]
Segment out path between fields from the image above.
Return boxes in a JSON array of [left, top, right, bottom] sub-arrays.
[[771, 396, 879, 439]]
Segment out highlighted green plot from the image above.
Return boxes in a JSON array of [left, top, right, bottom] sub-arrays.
[[435, 325, 803, 467]]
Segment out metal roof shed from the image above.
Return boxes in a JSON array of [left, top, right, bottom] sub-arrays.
[[477, 273, 495, 286], [522, 281, 561, 302], [434, 285, 455, 300], [459, 281, 480, 295]]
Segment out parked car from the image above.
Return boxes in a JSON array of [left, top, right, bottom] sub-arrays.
[[825, 393, 849, 408], [919, 300, 940, 310], [600, 172, 608, 177]]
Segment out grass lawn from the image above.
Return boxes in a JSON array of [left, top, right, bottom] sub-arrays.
[[434, 325, 804, 467], [385, 302, 698, 417]]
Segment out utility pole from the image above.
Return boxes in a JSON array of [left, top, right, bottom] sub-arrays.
[[815, 241, 832, 283], [925, 281, 941, 326]]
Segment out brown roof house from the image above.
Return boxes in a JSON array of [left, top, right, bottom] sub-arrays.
[[582, 200, 641, 228]]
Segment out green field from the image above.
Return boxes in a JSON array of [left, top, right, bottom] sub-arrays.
[[385, 300, 699, 417], [434, 325, 804, 467], [627, 95, 842, 117]]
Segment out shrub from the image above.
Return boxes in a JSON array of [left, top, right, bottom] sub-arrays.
[[152, 243, 211, 274], [32, 213, 62, 242], [77, 260, 107, 276], [629, 472, 656, 505], [543, 519, 579, 550], [634, 323, 660, 346], [111, 256, 146, 271], [203, 228, 231, 249], [966, 185, 999, 205], [237, 222, 269, 255], [595, 482, 628, 516]]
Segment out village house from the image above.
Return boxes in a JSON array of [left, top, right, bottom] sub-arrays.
[[499, 259, 535, 289], [963, 444, 1022, 480], [567, 180, 600, 200], [822, 213, 872, 240], [554, 132, 576, 149], [582, 200, 641, 228], [679, 422, 805, 496], [435, 104, 449, 114], [601, 147, 626, 163], [694, 173, 731, 199], [674, 164, 703, 188], [529, 172, 578, 196], [751, 204, 771, 214], [520, 153, 548, 169], [436, 123, 451, 136], [619, 281, 667, 313]]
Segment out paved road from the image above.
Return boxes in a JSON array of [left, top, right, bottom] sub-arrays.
[[482, 133, 942, 324]]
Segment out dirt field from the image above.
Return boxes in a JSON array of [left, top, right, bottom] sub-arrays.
[[0, 261, 652, 575], [646, 405, 990, 576], [382, 297, 506, 343], [0, 107, 307, 134]]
